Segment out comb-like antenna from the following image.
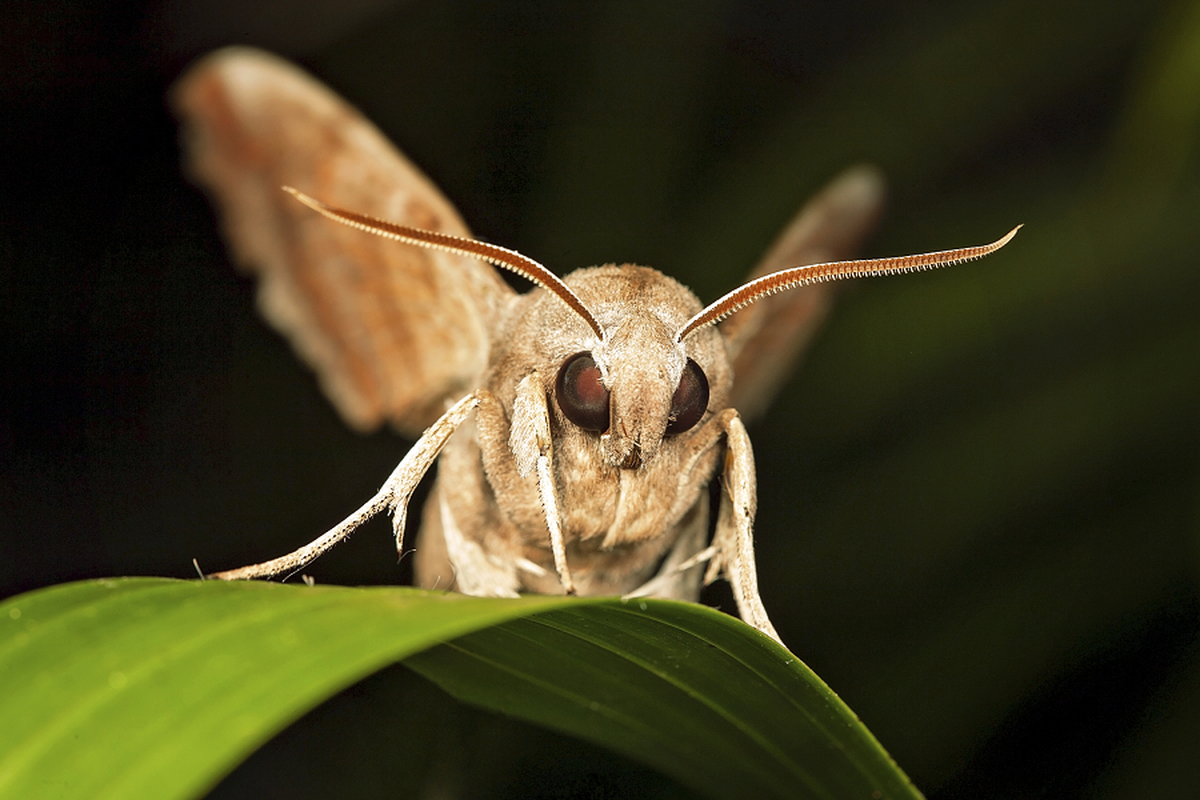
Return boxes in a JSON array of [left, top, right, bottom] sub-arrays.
[[283, 187, 605, 340], [677, 226, 1021, 343]]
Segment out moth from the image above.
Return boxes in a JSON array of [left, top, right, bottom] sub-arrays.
[[172, 47, 1017, 644]]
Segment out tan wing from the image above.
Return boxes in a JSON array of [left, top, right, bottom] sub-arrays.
[[720, 165, 887, 420], [171, 47, 514, 435]]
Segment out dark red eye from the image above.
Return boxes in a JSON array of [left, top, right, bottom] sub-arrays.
[[556, 352, 610, 432], [665, 359, 709, 435]]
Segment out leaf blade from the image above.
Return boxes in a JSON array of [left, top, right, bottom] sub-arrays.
[[0, 579, 919, 800]]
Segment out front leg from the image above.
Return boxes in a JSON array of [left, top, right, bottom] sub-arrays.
[[509, 371, 575, 594], [705, 412, 782, 644], [623, 409, 782, 643], [208, 393, 481, 581]]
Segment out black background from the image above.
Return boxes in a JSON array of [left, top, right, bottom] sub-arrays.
[[4, 0, 1199, 797]]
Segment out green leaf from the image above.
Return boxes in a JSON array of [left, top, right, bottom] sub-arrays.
[[0, 578, 919, 800]]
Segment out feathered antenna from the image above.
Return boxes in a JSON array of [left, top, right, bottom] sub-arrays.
[[283, 187, 605, 340], [677, 226, 1022, 343]]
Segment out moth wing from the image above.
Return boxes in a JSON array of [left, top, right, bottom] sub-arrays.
[[720, 166, 886, 421], [171, 47, 514, 436]]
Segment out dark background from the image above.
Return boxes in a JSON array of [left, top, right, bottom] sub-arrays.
[[4, 0, 1199, 797]]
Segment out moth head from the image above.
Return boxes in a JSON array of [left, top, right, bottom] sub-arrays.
[[556, 350, 709, 470], [555, 353, 708, 436], [549, 266, 719, 470]]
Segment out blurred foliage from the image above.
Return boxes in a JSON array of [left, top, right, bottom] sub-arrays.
[[3, 0, 1199, 797]]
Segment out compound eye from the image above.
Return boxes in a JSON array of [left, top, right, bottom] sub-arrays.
[[665, 359, 709, 435], [556, 352, 610, 432]]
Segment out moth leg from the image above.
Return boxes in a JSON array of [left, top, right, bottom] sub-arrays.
[[706, 413, 782, 644], [668, 542, 718, 577], [622, 500, 709, 601], [509, 372, 576, 595], [626, 409, 737, 598], [537, 448, 574, 595], [208, 393, 481, 581]]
